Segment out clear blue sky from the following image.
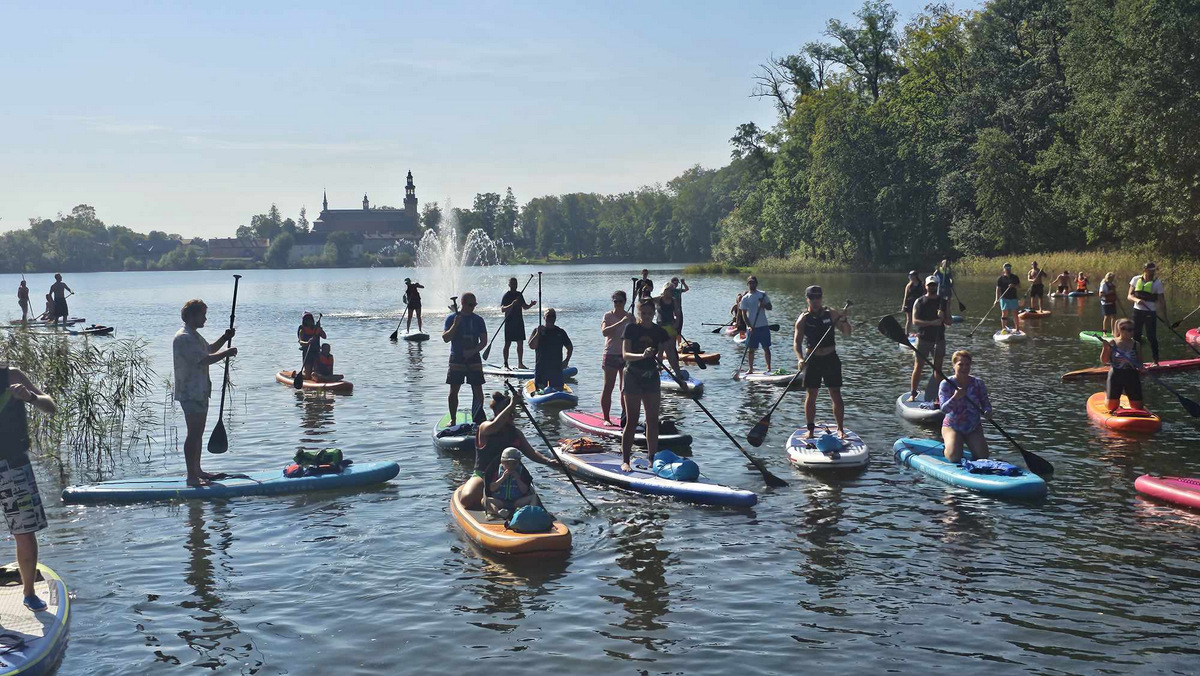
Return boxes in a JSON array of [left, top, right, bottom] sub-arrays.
[[0, 0, 974, 238]]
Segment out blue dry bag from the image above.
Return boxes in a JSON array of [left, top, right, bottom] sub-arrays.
[[815, 433, 844, 454], [652, 450, 700, 482], [507, 505, 554, 533]]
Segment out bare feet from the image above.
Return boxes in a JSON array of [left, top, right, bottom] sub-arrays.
[[838, 429, 848, 439], [186, 476, 211, 488], [621, 462, 632, 473], [804, 429, 815, 439], [517, 363, 528, 369]]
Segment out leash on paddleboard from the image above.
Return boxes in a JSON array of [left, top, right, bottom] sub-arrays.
[[879, 314, 1053, 478], [207, 274, 241, 454], [503, 381, 597, 511]]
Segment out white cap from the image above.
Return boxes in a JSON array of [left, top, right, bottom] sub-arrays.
[[925, 275, 938, 285], [501, 447, 521, 461]]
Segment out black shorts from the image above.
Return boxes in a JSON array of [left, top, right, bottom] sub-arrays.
[[53, 299, 68, 318], [504, 319, 526, 343], [408, 300, 421, 310], [623, 366, 660, 397], [1102, 303, 1116, 316], [803, 352, 843, 389], [1057, 284, 1068, 293], [915, 334, 944, 359], [535, 368, 564, 390], [1107, 368, 1143, 402], [447, 359, 485, 386], [1031, 283, 1044, 298]]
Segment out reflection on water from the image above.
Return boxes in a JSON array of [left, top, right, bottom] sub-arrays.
[[294, 390, 337, 452], [597, 512, 674, 656]]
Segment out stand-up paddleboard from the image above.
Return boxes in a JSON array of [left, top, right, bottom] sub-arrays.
[[1068, 290, 1094, 297], [892, 438, 1046, 500], [896, 392, 945, 424], [1019, 309, 1051, 319], [276, 370, 354, 393], [1079, 330, 1143, 345], [785, 426, 868, 471], [678, 351, 721, 365], [1135, 475, 1200, 511], [738, 369, 799, 386], [1062, 357, 1200, 381], [523, 379, 578, 408], [734, 333, 747, 346], [1086, 392, 1161, 434], [0, 563, 69, 675], [482, 364, 578, 379], [450, 487, 571, 557], [61, 461, 400, 504], [1050, 292, 1070, 298], [7, 317, 85, 327], [993, 328, 1028, 343], [951, 315, 964, 324], [432, 411, 476, 452], [557, 448, 756, 507], [660, 371, 703, 395], [558, 410, 692, 447], [68, 324, 114, 336], [401, 331, 429, 342]]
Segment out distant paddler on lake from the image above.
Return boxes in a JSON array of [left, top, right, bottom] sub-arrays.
[[403, 278, 424, 333], [172, 299, 237, 487], [16, 279, 30, 323], [48, 273, 72, 326]]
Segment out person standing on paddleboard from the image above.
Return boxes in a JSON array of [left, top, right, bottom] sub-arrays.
[[670, 277, 688, 344], [1100, 318, 1147, 412], [48, 274, 72, 326], [938, 350, 992, 463], [909, 276, 946, 402], [500, 277, 536, 370], [995, 263, 1022, 334], [654, 285, 684, 375], [529, 308, 572, 392], [739, 275, 773, 373], [600, 290, 631, 424], [934, 260, 954, 324], [1028, 261, 1047, 312], [16, 281, 29, 323], [634, 269, 654, 305], [1099, 272, 1118, 335], [403, 278, 424, 333], [621, 299, 670, 472], [459, 391, 557, 510], [900, 270, 921, 335], [1129, 261, 1167, 366], [297, 312, 326, 378], [173, 299, 237, 487], [443, 292, 487, 424], [793, 285, 851, 438], [0, 362, 57, 612]]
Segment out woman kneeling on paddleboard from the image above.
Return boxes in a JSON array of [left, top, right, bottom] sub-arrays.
[[621, 299, 670, 472], [460, 391, 557, 510], [938, 350, 992, 463], [1101, 319, 1146, 412]]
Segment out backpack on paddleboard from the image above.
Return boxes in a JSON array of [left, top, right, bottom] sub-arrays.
[[506, 505, 554, 533], [652, 450, 699, 482], [285, 448, 349, 477]]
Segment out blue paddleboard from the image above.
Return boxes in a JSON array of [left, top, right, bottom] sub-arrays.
[[892, 438, 1046, 500], [558, 450, 756, 507]]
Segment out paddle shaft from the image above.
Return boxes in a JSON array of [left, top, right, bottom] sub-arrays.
[[1156, 313, 1200, 358], [389, 294, 408, 340], [1170, 303, 1200, 329], [503, 381, 596, 510], [968, 301, 997, 337], [538, 272, 542, 328], [480, 273, 534, 360], [216, 275, 241, 415]]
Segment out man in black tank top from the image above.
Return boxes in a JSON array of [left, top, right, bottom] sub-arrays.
[[909, 276, 946, 402], [0, 364, 57, 611], [793, 286, 852, 438]]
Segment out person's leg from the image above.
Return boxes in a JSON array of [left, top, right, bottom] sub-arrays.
[[643, 391, 660, 465], [804, 389, 818, 437], [1014, 304, 1021, 332], [601, 367, 617, 421], [14, 532, 38, 599], [416, 307, 423, 332], [460, 475, 486, 509], [830, 387, 845, 435], [622, 390, 643, 470], [448, 383, 461, 423], [1105, 370, 1122, 411], [183, 410, 207, 486], [513, 492, 538, 510], [933, 339, 946, 384], [964, 427, 989, 459], [746, 348, 757, 373], [763, 345, 772, 372], [516, 341, 526, 369], [1132, 309, 1147, 345], [665, 340, 681, 374], [1146, 311, 1160, 363], [470, 383, 485, 420], [942, 426, 965, 462], [910, 341, 926, 398], [1127, 373, 1145, 410], [405, 307, 412, 332], [503, 340, 512, 368]]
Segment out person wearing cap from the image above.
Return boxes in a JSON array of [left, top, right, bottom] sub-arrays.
[[460, 391, 558, 510], [738, 275, 773, 373], [485, 447, 539, 519], [500, 276, 536, 370], [1027, 261, 1047, 311], [900, 271, 922, 335], [1128, 262, 1167, 365], [442, 292, 488, 424], [995, 263, 1022, 334], [403, 278, 424, 333], [297, 311, 326, 377], [793, 285, 852, 438], [909, 276, 946, 401]]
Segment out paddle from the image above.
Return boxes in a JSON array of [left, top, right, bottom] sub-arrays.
[[480, 273, 535, 361], [503, 380, 596, 511], [293, 312, 322, 389], [675, 331, 707, 370], [731, 299, 765, 380], [1106, 340, 1200, 417], [879, 314, 1054, 478], [709, 319, 735, 334], [747, 300, 851, 447], [952, 286, 966, 312], [538, 271, 543, 329], [207, 274, 241, 454], [389, 294, 408, 342], [967, 301, 997, 337], [1170, 304, 1200, 330], [655, 357, 788, 487], [1156, 313, 1200, 358]]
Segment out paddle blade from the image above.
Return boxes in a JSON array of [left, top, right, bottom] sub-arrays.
[[293, 371, 304, 389], [206, 421, 228, 454], [481, 343, 493, 361], [747, 416, 770, 447], [1021, 449, 1054, 479], [389, 329, 398, 341], [1180, 394, 1200, 418], [757, 462, 789, 487], [878, 314, 908, 345], [958, 301, 967, 312], [711, 324, 726, 334]]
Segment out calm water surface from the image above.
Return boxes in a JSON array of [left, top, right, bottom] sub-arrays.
[[3, 265, 1199, 675]]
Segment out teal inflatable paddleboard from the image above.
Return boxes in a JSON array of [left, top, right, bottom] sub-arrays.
[[892, 438, 1046, 500], [61, 461, 400, 504], [432, 411, 476, 452]]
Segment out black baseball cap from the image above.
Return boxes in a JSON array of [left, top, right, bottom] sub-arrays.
[[805, 285, 822, 298]]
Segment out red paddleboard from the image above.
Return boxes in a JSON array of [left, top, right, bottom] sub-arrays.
[[1086, 392, 1161, 433], [1135, 475, 1200, 510], [1062, 357, 1200, 382]]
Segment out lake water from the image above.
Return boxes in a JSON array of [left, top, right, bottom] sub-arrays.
[[3, 265, 1199, 675]]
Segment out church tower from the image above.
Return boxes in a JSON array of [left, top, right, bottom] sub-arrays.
[[404, 170, 418, 229]]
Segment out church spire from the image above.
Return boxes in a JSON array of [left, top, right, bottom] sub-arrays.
[[323, 190, 328, 212]]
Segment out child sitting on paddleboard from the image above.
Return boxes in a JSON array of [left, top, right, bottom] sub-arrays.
[[1100, 318, 1147, 413], [485, 447, 538, 519], [314, 344, 335, 380]]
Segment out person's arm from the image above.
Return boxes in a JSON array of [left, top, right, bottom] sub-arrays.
[[835, 309, 852, 335], [64, 284, 73, 294], [8, 368, 56, 415], [995, 281, 1002, 303], [479, 398, 516, 437], [762, 293, 772, 311], [211, 328, 235, 351], [516, 432, 556, 466], [441, 314, 459, 343], [488, 472, 505, 494], [1158, 286, 1167, 319], [680, 279, 689, 292], [601, 314, 628, 336], [528, 326, 540, 350], [464, 320, 486, 358], [622, 336, 648, 363], [524, 296, 536, 310], [979, 381, 993, 418], [793, 314, 806, 363], [563, 334, 573, 367], [1127, 282, 1139, 305], [900, 282, 912, 310]]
